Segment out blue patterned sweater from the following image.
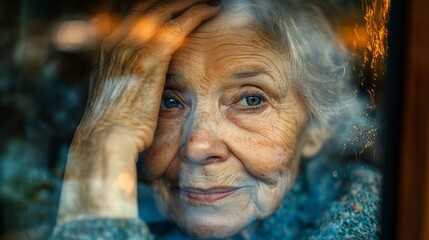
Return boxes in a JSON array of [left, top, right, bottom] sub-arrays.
[[51, 156, 381, 240]]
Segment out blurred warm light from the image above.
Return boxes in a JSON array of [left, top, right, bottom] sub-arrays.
[[362, 0, 390, 73], [53, 20, 91, 51], [52, 12, 117, 52], [90, 12, 117, 40], [131, 18, 157, 42], [338, 25, 368, 50], [334, 0, 390, 159]]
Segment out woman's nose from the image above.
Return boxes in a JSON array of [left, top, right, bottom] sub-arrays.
[[180, 120, 229, 165]]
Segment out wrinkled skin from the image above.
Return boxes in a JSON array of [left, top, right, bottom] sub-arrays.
[[58, 0, 222, 221], [143, 13, 311, 238], [58, 0, 323, 239]]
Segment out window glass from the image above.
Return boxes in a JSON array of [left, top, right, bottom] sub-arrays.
[[0, 0, 389, 238]]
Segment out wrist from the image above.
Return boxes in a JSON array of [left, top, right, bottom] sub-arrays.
[[58, 125, 140, 223]]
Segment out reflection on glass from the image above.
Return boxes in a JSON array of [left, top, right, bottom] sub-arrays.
[[0, 0, 389, 239]]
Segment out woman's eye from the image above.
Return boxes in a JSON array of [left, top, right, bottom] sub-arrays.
[[238, 96, 264, 107], [161, 97, 183, 109]]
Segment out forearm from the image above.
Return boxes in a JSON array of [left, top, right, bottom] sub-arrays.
[[55, 0, 221, 229], [58, 128, 139, 223]]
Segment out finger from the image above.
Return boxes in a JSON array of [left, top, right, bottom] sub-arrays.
[[130, 0, 212, 42], [101, 0, 161, 62], [107, 0, 160, 42], [126, 0, 160, 21], [144, 0, 209, 21], [151, 1, 221, 55]]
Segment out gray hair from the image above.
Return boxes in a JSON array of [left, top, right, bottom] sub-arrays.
[[221, 0, 354, 132]]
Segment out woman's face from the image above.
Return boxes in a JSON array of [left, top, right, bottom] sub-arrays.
[[142, 13, 311, 238]]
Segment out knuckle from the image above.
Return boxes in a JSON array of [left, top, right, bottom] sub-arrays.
[[188, 4, 208, 19], [164, 20, 184, 36]]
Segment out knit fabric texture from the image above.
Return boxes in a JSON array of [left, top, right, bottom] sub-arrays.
[[50, 157, 381, 240]]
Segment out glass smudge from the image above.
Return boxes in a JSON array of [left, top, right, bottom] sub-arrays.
[[332, 170, 338, 178], [341, 0, 390, 162]]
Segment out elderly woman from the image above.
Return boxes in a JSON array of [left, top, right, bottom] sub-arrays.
[[52, 0, 381, 239]]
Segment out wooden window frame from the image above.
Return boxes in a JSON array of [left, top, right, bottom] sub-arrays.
[[383, 0, 429, 239]]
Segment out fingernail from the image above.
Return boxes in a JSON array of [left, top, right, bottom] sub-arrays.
[[207, 0, 221, 7]]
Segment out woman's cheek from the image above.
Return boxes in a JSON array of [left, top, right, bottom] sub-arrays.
[[226, 104, 308, 178], [142, 119, 182, 180], [232, 140, 293, 182], [225, 124, 296, 184]]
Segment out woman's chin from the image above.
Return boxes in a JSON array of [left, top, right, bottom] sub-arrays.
[[177, 215, 248, 239]]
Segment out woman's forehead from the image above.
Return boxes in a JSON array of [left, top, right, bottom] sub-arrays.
[[182, 10, 273, 46], [166, 11, 288, 90], [194, 10, 257, 32], [170, 13, 280, 68], [169, 34, 283, 85]]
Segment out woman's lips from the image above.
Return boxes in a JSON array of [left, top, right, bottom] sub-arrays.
[[177, 187, 239, 203]]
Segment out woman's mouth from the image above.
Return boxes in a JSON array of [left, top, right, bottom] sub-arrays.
[[176, 187, 239, 204]]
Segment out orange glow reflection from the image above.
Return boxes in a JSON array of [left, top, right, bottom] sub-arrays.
[[131, 18, 158, 42], [91, 12, 117, 40], [54, 20, 91, 51], [53, 12, 117, 52]]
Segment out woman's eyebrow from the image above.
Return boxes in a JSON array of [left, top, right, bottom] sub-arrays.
[[166, 72, 180, 82], [232, 70, 271, 79]]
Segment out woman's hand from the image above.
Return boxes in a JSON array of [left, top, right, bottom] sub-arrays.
[[57, 0, 221, 223]]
